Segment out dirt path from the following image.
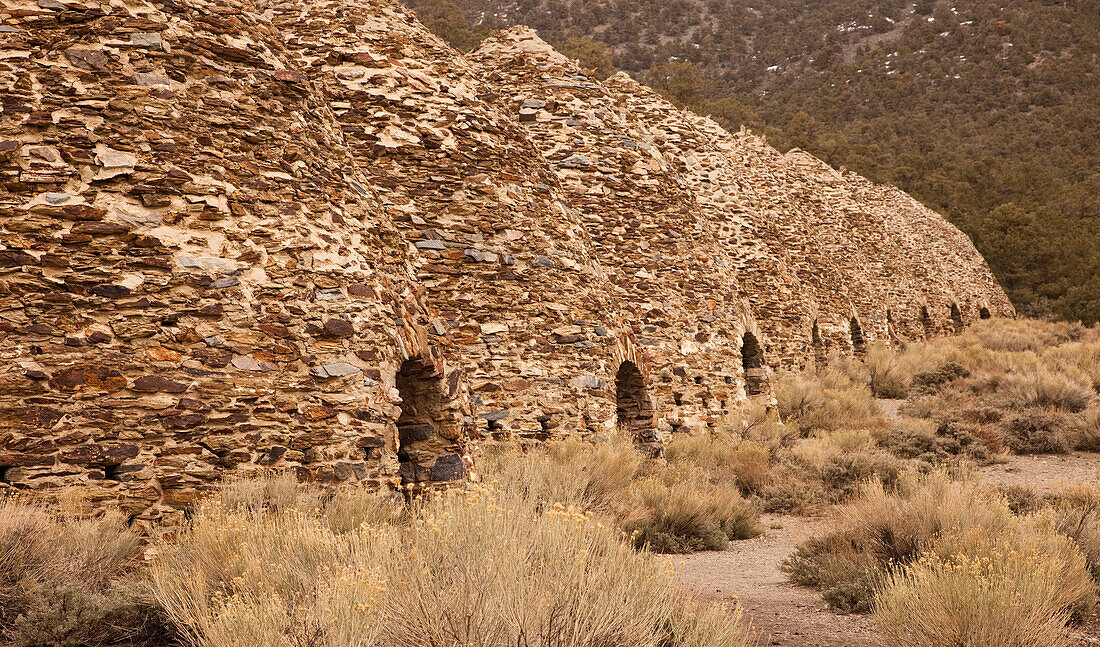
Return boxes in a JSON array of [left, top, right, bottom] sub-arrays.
[[979, 451, 1099, 492], [674, 514, 882, 646], [675, 451, 1100, 646]]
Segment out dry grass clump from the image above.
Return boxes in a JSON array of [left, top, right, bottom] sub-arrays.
[[784, 469, 1097, 642], [665, 432, 772, 495], [0, 498, 166, 647], [885, 319, 1100, 458], [1050, 485, 1100, 580], [775, 368, 882, 433], [909, 361, 970, 394], [864, 345, 910, 399], [481, 434, 642, 515], [998, 368, 1093, 413], [151, 478, 755, 647], [1079, 407, 1100, 451], [874, 527, 1094, 647], [486, 433, 762, 553], [784, 470, 1019, 613], [623, 476, 761, 553]]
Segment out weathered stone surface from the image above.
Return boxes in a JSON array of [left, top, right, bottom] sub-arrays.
[[0, 0, 472, 525], [0, 0, 1008, 523]]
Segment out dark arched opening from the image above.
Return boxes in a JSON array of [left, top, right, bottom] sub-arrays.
[[741, 332, 768, 397], [921, 306, 934, 338], [950, 303, 964, 333], [396, 358, 465, 491], [616, 362, 657, 449], [849, 317, 866, 356], [811, 320, 826, 368], [979, 307, 991, 320]]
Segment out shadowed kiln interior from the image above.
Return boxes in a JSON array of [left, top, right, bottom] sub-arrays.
[[950, 303, 964, 332], [811, 320, 827, 367], [616, 362, 657, 447], [396, 358, 465, 489], [921, 306, 935, 338], [741, 332, 769, 397], [849, 317, 867, 356]]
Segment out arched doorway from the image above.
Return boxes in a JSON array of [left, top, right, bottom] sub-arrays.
[[849, 317, 867, 356], [811, 320, 827, 368], [616, 362, 658, 451], [979, 307, 991, 320], [950, 303, 964, 333], [741, 332, 768, 397], [395, 358, 465, 492], [920, 306, 934, 338]]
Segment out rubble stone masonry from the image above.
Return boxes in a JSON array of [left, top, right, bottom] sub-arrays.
[[0, 0, 1012, 520]]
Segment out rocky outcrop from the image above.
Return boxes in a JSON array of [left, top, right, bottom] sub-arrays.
[[0, 2, 1012, 519]]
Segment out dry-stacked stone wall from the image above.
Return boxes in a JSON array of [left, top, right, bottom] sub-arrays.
[[265, 0, 630, 443], [0, 4, 1014, 517], [600, 73, 818, 372], [470, 29, 772, 437], [0, 0, 471, 523]]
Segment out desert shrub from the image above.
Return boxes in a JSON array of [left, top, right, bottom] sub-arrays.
[[1052, 485, 1100, 580], [152, 479, 755, 647], [997, 485, 1059, 515], [775, 374, 825, 422], [1000, 409, 1085, 454], [789, 431, 903, 503], [775, 369, 881, 433], [874, 416, 988, 463], [666, 432, 773, 494], [874, 524, 1095, 647], [865, 345, 910, 398], [1076, 406, 1100, 451], [722, 402, 789, 447], [482, 434, 642, 514], [999, 369, 1093, 413], [910, 361, 970, 394], [214, 472, 407, 532], [967, 318, 1087, 354], [624, 477, 761, 553], [782, 470, 1018, 613], [0, 499, 166, 647], [486, 434, 764, 553], [1045, 342, 1100, 391]]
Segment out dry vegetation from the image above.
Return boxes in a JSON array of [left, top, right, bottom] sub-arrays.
[[2, 476, 754, 647], [2, 318, 1099, 646]]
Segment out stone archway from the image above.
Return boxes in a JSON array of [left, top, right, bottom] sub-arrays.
[[741, 332, 769, 397], [950, 303, 964, 333], [849, 317, 867, 356], [921, 306, 934, 338], [811, 320, 827, 368], [616, 361, 658, 452], [979, 307, 991, 320], [395, 357, 465, 492]]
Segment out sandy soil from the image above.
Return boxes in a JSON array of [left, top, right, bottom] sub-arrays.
[[979, 451, 1099, 492], [674, 514, 882, 646], [675, 451, 1100, 646]]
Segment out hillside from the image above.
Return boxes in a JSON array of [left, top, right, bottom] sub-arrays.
[[407, 0, 1100, 324]]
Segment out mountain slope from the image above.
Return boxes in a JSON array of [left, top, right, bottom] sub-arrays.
[[407, 0, 1100, 323]]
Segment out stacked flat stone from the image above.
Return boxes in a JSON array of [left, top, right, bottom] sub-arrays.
[[0, 0, 470, 524], [265, 0, 631, 442], [0, 3, 1014, 520], [468, 28, 776, 438]]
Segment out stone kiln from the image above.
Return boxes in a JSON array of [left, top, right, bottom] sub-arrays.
[[0, 0, 1012, 521]]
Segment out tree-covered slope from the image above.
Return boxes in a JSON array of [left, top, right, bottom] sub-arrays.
[[407, 0, 1100, 323]]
